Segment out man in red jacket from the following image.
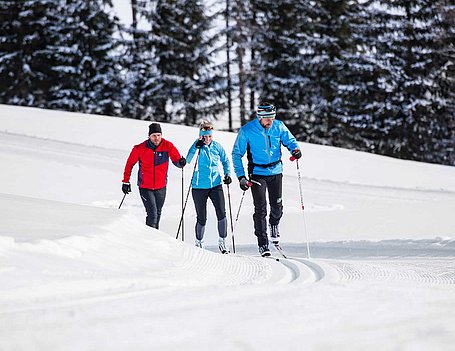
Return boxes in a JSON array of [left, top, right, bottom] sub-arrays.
[[122, 123, 186, 229]]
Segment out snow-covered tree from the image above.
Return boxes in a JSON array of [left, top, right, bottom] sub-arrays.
[[0, 0, 60, 107], [150, 0, 226, 125], [250, 1, 310, 126], [359, 0, 455, 164], [48, 0, 122, 116], [119, 0, 160, 120]]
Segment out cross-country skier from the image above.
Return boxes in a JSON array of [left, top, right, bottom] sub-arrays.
[[122, 123, 186, 229], [186, 121, 232, 253], [231, 102, 301, 257]]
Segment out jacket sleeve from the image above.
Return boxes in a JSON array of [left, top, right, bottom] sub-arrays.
[[231, 128, 247, 178], [122, 146, 140, 183], [218, 143, 231, 177], [185, 140, 198, 164], [280, 122, 300, 153], [167, 140, 183, 168]]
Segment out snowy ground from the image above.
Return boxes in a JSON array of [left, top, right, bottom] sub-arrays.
[[1, 104, 455, 350]]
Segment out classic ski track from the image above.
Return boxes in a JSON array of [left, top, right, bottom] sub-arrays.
[[280, 257, 341, 283], [326, 258, 455, 285], [264, 255, 455, 286]]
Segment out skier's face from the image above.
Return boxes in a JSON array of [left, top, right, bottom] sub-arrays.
[[149, 133, 162, 146], [259, 117, 274, 129], [202, 135, 212, 145]]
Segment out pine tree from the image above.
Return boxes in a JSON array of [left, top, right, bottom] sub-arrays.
[[151, 0, 226, 125], [251, 1, 309, 126], [363, 0, 454, 165], [48, 0, 122, 116], [119, 0, 160, 120], [0, 0, 60, 107]]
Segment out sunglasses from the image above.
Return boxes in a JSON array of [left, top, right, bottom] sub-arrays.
[[200, 126, 213, 131]]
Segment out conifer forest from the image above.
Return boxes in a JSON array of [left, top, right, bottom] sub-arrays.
[[0, 0, 454, 165]]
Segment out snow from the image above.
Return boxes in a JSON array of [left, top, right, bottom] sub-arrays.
[[1, 104, 455, 350]]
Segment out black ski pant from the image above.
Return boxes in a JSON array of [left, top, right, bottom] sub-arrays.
[[192, 185, 227, 240], [139, 187, 166, 229], [250, 173, 283, 247]]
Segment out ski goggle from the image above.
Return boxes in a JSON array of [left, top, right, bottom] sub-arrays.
[[200, 126, 213, 131]]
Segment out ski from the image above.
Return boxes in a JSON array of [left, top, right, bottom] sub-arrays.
[[273, 243, 287, 259], [264, 255, 280, 262]]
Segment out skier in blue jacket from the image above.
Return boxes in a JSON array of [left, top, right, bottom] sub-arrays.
[[232, 102, 301, 257], [186, 121, 232, 253]]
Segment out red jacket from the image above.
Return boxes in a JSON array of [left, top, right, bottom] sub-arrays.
[[123, 139, 182, 190]]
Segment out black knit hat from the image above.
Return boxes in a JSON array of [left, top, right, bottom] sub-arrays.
[[148, 123, 162, 135]]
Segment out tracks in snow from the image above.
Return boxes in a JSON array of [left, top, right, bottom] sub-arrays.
[[261, 255, 455, 286], [328, 258, 455, 285]]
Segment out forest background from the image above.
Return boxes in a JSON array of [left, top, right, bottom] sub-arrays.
[[0, 0, 453, 165]]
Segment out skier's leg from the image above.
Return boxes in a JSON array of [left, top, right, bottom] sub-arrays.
[[250, 175, 268, 248], [268, 173, 283, 226], [192, 188, 209, 242], [208, 185, 227, 238], [154, 187, 167, 229], [139, 188, 158, 228]]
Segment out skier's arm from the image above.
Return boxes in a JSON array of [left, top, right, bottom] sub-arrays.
[[231, 129, 247, 178], [122, 146, 140, 183], [218, 143, 231, 177], [167, 141, 184, 168], [280, 122, 300, 153], [185, 140, 198, 164]]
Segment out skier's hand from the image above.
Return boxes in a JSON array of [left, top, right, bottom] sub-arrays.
[[238, 176, 250, 191], [122, 182, 131, 194], [291, 148, 302, 160], [223, 175, 232, 185], [195, 139, 205, 149], [178, 157, 187, 167]]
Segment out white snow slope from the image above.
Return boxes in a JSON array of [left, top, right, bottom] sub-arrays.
[[1, 104, 455, 351]]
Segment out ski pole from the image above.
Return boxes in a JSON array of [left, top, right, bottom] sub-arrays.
[[228, 179, 262, 253], [226, 183, 235, 253], [181, 167, 185, 241], [175, 150, 200, 240], [291, 156, 311, 258], [233, 190, 247, 233], [118, 193, 127, 209]]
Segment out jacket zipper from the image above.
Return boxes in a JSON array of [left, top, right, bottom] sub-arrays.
[[263, 129, 271, 164], [208, 146, 213, 188], [153, 151, 156, 189]]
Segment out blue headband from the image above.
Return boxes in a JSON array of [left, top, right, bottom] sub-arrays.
[[199, 129, 213, 137]]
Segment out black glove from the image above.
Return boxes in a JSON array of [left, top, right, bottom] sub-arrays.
[[178, 157, 186, 167], [195, 139, 205, 149], [238, 176, 250, 191], [291, 148, 302, 160], [122, 182, 131, 194], [223, 175, 232, 185]]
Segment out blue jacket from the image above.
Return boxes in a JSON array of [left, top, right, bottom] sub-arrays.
[[186, 140, 231, 189], [232, 118, 299, 177]]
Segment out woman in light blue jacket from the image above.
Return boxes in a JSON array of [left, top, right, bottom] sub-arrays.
[[186, 121, 231, 253]]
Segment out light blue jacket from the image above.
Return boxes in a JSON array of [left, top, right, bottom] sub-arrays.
[[232, 118, 299, 177], [186, 140, 231, 189]]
